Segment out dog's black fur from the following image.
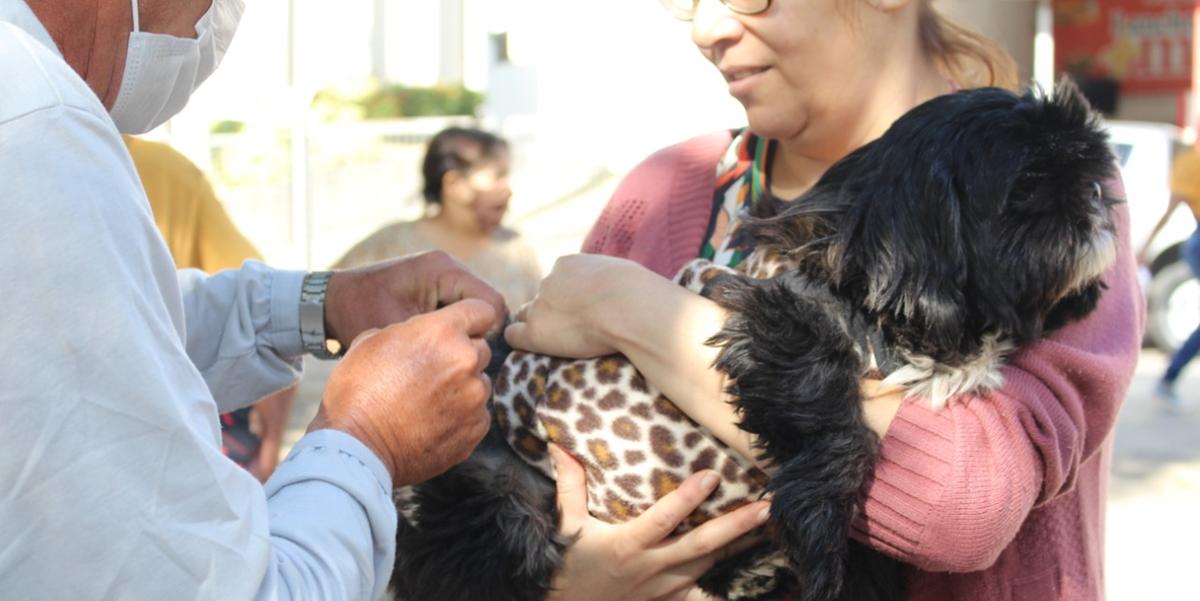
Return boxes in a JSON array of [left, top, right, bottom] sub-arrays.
[[390, 334, 573, 601], [391, 82, 1119, 601]]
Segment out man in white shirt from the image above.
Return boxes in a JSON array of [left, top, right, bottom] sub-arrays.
[[0, 1, 770, 600]]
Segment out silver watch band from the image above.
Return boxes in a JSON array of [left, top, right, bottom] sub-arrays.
[[300, 271, 341, 359]]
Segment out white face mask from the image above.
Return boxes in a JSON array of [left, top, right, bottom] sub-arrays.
[[108, 0, 245, 134]]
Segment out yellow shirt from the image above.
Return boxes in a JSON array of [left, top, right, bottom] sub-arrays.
[[123, 136, 261, 272], [1169, 148, 1200, 220]]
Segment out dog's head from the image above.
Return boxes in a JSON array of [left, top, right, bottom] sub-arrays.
[[748, 80, 1119, 365]]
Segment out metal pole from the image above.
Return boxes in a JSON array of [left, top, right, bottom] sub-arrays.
[[287, 0, 311, 270], [1033, 0, 1055, 91]]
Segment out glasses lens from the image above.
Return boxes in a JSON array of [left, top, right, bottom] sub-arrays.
[[657, 0, 768, 20], [657, 0, 698, 20], [725, 0, 770, 15]]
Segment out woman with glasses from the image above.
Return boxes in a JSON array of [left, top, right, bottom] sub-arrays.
[[508, 1, 1143, 600]]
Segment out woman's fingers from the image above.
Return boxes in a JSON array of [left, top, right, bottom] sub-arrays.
[[513, 300, 532, 323], [640, 503, 770, 600], [648, 531, 768, 598], [654, 500, 771, 567], [642, 565, 716, 601], [719, 530, 771, 558], [504, 320, 530, 350], [550, 444, 589, 535], [626, 470, 721, 548]]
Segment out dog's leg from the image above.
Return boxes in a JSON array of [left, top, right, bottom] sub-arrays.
[[710, 272, 904, 601], [391, 427, 569, 601]]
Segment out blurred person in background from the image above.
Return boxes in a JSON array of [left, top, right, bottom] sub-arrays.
[[506, 1, 1143, 600], [1138, 146, 1200, 411], [125, 134, 295, 480], [337, 127, 543, 312]]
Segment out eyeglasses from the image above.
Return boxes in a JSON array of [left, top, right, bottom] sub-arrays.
[[657, 0, 771, 21]]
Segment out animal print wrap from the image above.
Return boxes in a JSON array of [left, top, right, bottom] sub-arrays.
[[493, 256, 798, 596]]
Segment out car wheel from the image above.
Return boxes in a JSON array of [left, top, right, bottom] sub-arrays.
[[1147, 260, 1200, 352]]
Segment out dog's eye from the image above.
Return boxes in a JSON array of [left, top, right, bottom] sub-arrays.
[[1092, 181, 1103, 202]]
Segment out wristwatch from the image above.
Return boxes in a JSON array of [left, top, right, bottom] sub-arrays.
[[300, 271, 343, 359]]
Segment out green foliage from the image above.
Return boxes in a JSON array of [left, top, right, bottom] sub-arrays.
[[311, 81, 484, 121], [210, 119, 246, 134]]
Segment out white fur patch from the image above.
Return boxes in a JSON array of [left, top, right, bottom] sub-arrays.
[[882, 335, 1013, 410], [394, 486, 419, 527], [1067, 228, 1117, 295]]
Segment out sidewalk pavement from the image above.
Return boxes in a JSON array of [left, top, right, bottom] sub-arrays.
[[1107, 350, 1199, 601], [285, 341, 1200, 601]]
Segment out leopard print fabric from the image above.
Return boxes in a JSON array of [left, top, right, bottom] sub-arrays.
[[493, 252, 799, 596]]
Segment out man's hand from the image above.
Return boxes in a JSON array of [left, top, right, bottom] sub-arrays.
[[309, 299, 498, 486], [324, 251, 508, 346]]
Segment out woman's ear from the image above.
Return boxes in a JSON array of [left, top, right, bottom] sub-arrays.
[[441, 170, 469, 204]]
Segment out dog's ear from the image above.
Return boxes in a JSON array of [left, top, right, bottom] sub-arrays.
[[817, 137, 976, 360], [991, 79, 1118, 340], [842, 83, 1115, 356], [855, 204, 972, 358]]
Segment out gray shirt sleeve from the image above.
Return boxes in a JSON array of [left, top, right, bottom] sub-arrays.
[[177, 263, 306, 414], [0, 24, 398, 601]]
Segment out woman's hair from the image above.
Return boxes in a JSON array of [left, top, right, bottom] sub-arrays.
[[917, 0, 1019, 91], [421, 127, 510, 204]]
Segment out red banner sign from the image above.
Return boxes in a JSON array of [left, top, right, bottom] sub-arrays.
[[1055, 0, 1198, 94]]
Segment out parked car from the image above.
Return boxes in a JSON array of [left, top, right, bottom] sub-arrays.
[[1105, 120, 1200, 351]]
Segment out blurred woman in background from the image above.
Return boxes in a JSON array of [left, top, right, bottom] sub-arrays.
[[336, 127, 542, 312]]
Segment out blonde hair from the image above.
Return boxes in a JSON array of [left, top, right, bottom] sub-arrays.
[[918, 1, 1019, 90]]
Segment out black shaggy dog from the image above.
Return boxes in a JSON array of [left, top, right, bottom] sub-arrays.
[[391, 81, 1119, 601]]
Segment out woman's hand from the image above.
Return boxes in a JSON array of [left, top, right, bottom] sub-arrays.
[[506, 254, 664, 359], [548, 445, 770, 601]]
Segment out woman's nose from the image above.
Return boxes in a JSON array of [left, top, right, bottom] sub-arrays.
[[691, 0, 745, 51]]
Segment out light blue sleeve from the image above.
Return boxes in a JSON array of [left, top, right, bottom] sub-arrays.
[[177, 263, 307, 414], [261, 430, 399, 601], [0, 24, 397, 601]]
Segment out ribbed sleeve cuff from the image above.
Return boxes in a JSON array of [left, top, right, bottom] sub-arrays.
[[852, 400, 956, 560]]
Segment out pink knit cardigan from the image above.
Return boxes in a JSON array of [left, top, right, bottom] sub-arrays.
[[582, 131, 1145, 600]]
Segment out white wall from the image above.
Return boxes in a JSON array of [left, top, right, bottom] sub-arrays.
[[515, 0, 745, 173], [937, 0, 1037, 83]]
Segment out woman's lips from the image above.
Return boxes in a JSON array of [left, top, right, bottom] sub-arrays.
[[723, 66, 770, 96]]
